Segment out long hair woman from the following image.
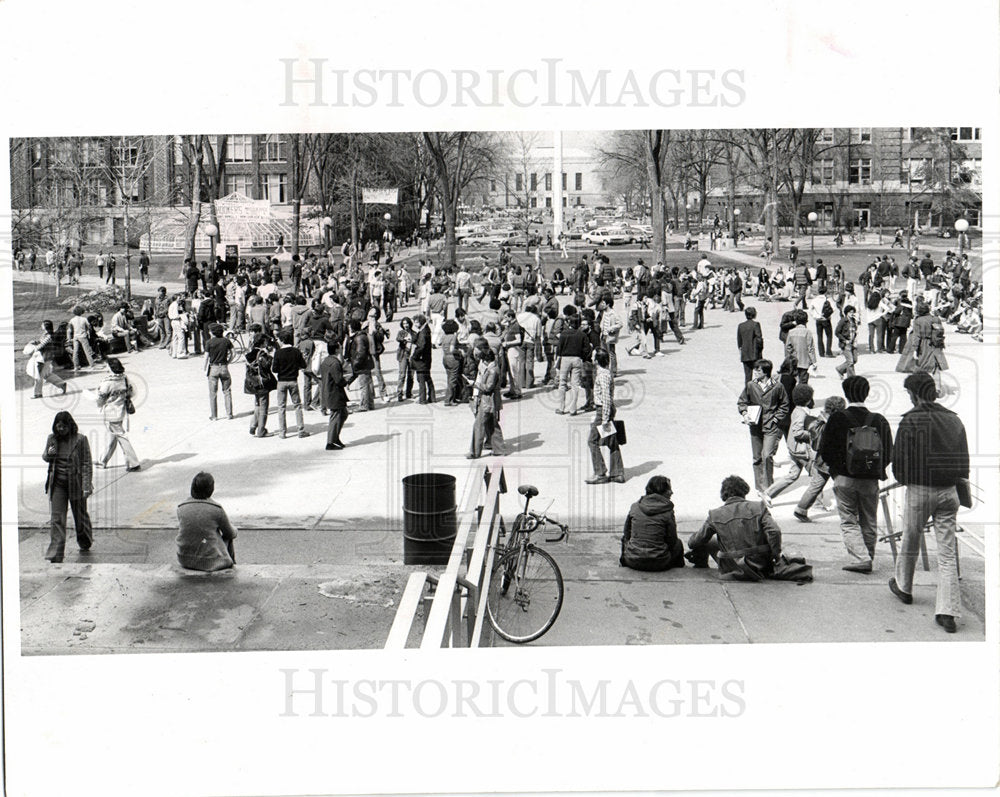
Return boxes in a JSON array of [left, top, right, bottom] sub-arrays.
[[42, 411, 93, 562]]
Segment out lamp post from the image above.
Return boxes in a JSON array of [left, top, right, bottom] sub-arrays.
[[733, 207, 740, 248], [383, 212, 392, 259], [203, 222, 218, 270], [954, 218, 969, 259], [807, 211, 818, 269], [322, 216, 333, 254]]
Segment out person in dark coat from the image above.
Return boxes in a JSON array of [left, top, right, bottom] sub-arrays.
[[176, 472, 237, 572], [736, 306, 764, 383], [42, 411, 93, 562], [319, 339, 349, 450], [620, 475, 685, 571], [409, 313, 436, 404]]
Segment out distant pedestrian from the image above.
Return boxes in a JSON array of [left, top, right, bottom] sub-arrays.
[[25, 321, 68, 399], [835, 306, 859, 379], [736, 306, 764, 384], [270, 329, 310, 438], [784, 310, 817, 383], [42, 411, 94, 563], [105, 252, 116, 284], [467, 342, 505, 458], [176, 472, 237, 572], [888, 372, 970, 633], [410, 314, 436, 404], [319, 339, 349, 450]]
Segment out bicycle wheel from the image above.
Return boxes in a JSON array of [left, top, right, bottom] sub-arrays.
[[486, 545, 564, 644]]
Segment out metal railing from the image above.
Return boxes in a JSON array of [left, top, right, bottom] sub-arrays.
[[384, 466, 506, 649]]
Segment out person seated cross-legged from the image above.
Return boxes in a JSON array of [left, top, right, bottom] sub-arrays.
[[620, 475, 685, 572]]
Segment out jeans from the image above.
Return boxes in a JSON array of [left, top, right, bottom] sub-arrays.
[[693, 300, 705, 329], [868, 318, 886, 353], [742, 361, 755, 384], [587, 407, 623, 478], [276, 380, 305, 434], [558, 356, 582, 413], [250, 393, 270, 436], [47, 481, 92, 561], [156, 316, 171, 348], [833, 474, 880, 563], [749, 428, 782, 492], [505, 346, 523, 396], [33, 361, 66, 398], [397, 360, 413, 399], [521, 343, 537, 387], [887, 327, 907, 354], [767, 453, 810, 498], [170, 320, 186, 358], [815, 319, 833, 356], [894, 484, 961, 617], [102, 420, 140, 468], [71, 337, 95, 369], [353, 371, 375, 410], [470, 406, 505, 457], [796, 466, 830, 513], [302, 370, 322, 410], [443, 356, 463, 403], [207, 365, 233, 418], [415, 370, 435, 403], [836, 345, 857, 378]]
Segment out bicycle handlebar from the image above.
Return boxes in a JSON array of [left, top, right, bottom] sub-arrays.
[[526, 511, 569, 543]]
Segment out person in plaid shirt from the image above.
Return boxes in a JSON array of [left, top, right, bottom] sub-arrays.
[[586, 349, 624, 484]]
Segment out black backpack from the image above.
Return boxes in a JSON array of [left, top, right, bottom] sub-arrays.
[[822, 299, 833, 318], [244, 351, 272, 394], [845, 411, 882, 478]]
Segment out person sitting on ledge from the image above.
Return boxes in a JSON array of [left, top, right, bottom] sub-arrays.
[[686, 474, 783, 581], [176, 471, 237, 572], [620, 475, 685, 572]]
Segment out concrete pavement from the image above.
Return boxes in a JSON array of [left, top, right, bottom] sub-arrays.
[[10, 251, 990, 652]]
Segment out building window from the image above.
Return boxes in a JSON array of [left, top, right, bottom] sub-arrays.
[[819, 128, 834, 143], [545, 197, 552, 208], [515, 174, 523, 192], [849, 158, 872, 185], [952, 127, 981, 142], [173, 136, 185, 165], [530, 197, 537, 208], [813, 159, 835, 185], [545, 173, 552, 190], [114, 143, 138, 168], [83, 178, 107, 206], [902, 158, 927, 185], [960, 159, 982, 185], [260, 173, 287, 203], [490, 179, 497, 192], [575, 173, 583, 191], [80, 140, 102, 167], [562, 196, 567, 207], [562, 172, 567, 190], [229, 135, 253, 163], [225, 175, 252, 197], [55, 179, 75, 206], [31, 141, 43, 168], [853, 128, 872, 143], [261, 134, 285, 162], [530, 173, 537, 191]]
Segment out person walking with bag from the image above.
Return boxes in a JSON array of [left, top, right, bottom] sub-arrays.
[[585, 349, 624, 484], [42, 411, 94, 562], [95, 358, 141, 471], [244, 333, 276, 438]]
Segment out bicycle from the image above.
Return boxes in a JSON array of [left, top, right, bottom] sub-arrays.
[[486, 484, 569, 644], [225, 329, 247, 364]]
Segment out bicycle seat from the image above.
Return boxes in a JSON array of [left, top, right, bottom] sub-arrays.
[[518, 484, 539, 498]]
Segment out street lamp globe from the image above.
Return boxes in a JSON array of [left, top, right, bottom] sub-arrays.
[[321, 216, 333, 229], [954, 218, 969, 233], [733, 208, 741, 217], [203, 223, 218, 238], [383, 212, 392, 222], [807, 211, 818, 224]]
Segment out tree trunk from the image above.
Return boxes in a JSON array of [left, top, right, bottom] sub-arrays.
[[184, 151, 202, 262], [350, 165, 359, 255], [124, 201, 132, 300], [649, 186, 666, 264], [291, 198, 301, 257], [442, 190, 457, 267]]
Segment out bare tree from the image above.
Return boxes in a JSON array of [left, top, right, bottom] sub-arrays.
[[422, 131, 503, 267]]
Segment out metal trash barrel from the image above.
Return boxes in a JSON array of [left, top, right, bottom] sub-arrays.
[[402, 473, 457, 565]]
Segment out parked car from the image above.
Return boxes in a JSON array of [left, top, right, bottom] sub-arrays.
[[463, 231, 511, 247], [582, 228, 631, 246]]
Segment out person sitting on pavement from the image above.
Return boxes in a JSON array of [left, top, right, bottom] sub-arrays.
[[176, 471, 238, 572], [687, 475, 811, 581], [620, 475, 685, 571]]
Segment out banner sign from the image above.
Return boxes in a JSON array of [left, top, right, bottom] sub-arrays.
[[362, 187, 398, 205]]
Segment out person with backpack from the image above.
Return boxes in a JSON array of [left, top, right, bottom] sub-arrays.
[[793, 395, 846, 522], [809, 285, 835, 357], [244, 333, 277, 437], [818, 376, 893, 573]]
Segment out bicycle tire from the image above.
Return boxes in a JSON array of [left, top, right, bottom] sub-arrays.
[[486, 545, 564, 644]]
